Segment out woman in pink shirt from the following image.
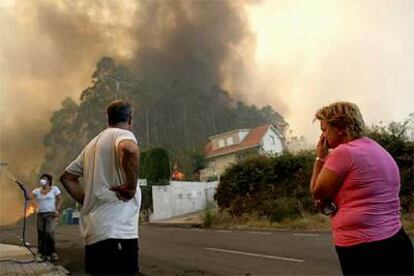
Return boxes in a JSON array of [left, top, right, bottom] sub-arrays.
[[310, 102, 413, 275]]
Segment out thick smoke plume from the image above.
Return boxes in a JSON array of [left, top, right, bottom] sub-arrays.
[[128, 1, 256, 96]]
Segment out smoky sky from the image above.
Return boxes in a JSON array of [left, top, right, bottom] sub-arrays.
[[246, 0, 414, 142]]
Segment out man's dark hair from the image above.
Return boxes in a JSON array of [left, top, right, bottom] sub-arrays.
[[40, 173, 53, 185], [106, 100, 133, 125]]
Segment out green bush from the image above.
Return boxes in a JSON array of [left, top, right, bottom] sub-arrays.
[[269, 197, 303, 222], [203, 209, 215, 228], [215, 151, 316, 218], [140, 147, 171, 181]]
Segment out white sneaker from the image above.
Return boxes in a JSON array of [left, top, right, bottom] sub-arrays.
[[36, 254, 46, 263], [50, 252, 59, 262]]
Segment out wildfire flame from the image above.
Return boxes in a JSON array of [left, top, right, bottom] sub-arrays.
[[25, 205, 36, 217], [172, 170, 185, 181], [172, 162, 185, 181]]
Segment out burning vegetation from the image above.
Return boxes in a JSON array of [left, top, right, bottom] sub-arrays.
[[25, 203, 37, 218]]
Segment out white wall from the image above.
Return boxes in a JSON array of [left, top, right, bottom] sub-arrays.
[[150, 181, 218, 222], [261, 127, 283, 154]]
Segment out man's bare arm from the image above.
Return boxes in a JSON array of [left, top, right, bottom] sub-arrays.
[[110, 140, 140, 201], [60, 171, 85, 205], [120, 140, 140, 189]]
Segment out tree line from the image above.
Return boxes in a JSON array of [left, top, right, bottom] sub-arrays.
[[41, 57, 287, 191]]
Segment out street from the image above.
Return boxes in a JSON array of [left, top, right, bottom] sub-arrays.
[[139, 226, 340, 275], [0, 218, 341, 275]]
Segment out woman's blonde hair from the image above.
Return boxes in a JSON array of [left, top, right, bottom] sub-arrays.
[[315, 101, 365, 138]]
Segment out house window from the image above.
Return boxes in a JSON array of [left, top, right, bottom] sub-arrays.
[[226, 137, 234, 146], [218, 139, 225, 148], [270, 136, 275, 145]]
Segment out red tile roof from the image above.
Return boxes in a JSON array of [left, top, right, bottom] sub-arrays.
[[204, 124, 271, 159]]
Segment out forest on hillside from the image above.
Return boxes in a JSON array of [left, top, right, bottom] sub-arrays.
[[40, 57, 287, 179]]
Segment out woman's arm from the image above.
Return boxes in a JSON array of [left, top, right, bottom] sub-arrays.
[[310, 135, 342, 200], [55, 193, 62, 216], [27, 190, 36, 200], [311, 166, 342, 200]]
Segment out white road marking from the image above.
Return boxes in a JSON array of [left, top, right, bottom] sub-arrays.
[[293, 233, 319, 237], [205, 247, 304, 263], [216, 230, 233, 233], [190, 228, 204, 231], [248, 231, 271, 235]]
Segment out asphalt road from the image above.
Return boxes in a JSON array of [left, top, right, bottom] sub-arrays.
[[140, 227, 340, 275], [0, 218, 342, 275]]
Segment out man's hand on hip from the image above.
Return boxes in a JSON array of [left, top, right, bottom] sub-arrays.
[[110, 184, 136, 202]]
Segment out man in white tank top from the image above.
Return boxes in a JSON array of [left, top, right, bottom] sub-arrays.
[[60, 100, 141, 275]]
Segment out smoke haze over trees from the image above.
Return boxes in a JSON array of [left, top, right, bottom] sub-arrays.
[[34, 0, 288, 181], [0, 0, 274, 179], [41, 57, 287, 180]]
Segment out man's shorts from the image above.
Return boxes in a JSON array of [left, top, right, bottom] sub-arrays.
[[85, 238, 139, 275]]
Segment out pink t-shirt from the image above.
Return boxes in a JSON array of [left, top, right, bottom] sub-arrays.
[[324, 137, 402, 247]]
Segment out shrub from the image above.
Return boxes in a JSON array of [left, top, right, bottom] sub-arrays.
[[140, 147, 171, 181], [203, 209, 215, 228], [269, 197, 303, 222], [215, 151, 316, 217]]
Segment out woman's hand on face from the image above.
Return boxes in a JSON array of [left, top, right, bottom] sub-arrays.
[[314, 199, 324, 210], [316, 135, 328, 160]]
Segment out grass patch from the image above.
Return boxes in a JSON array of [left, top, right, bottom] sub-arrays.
[[204, 209, 414, 236], [202, 209, 330, 231], [202, 209, 215, 228]]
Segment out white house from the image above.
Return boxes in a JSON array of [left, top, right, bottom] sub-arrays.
[[200, 124, 284, 180]]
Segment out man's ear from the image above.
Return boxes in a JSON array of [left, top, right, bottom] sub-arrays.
[[128, 116, 132, 125]]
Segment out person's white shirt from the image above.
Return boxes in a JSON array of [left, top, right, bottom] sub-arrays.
[[33, 186, 61, 213], [65, 128, 141, 245]]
